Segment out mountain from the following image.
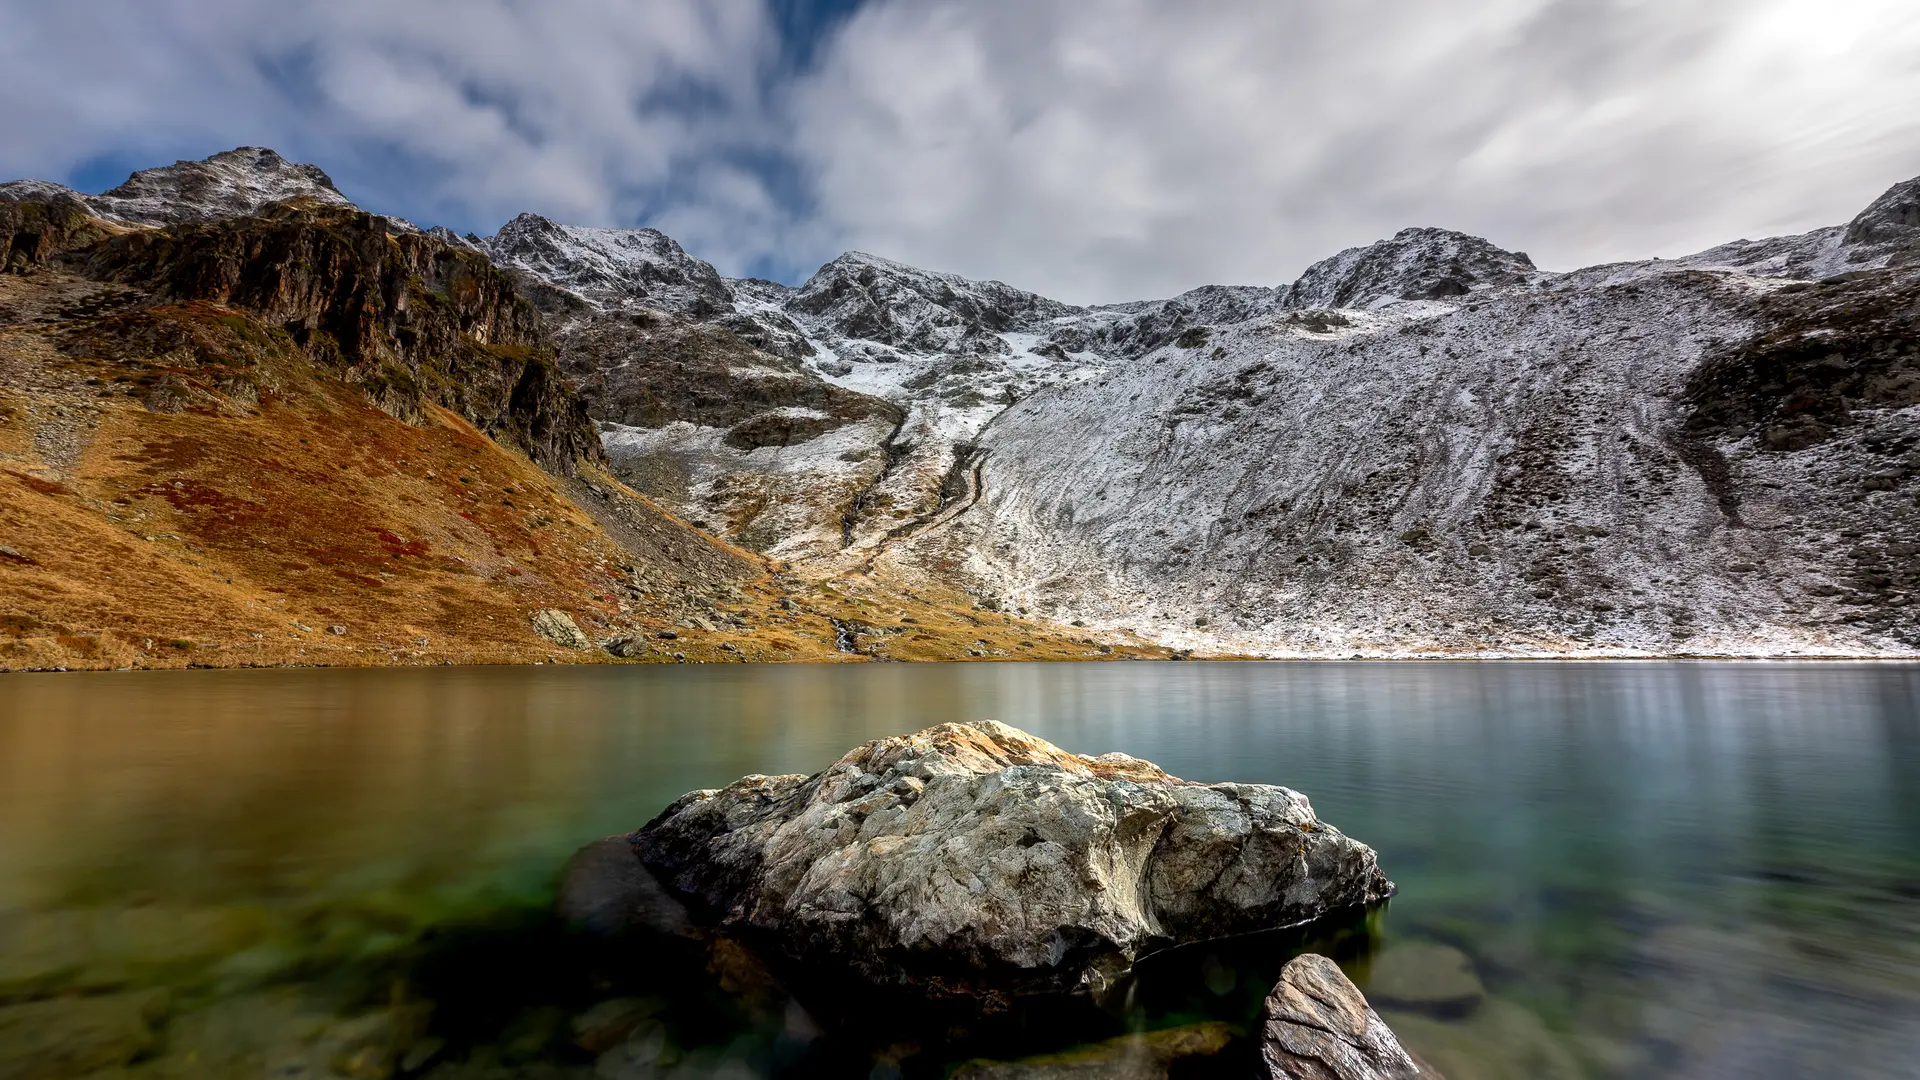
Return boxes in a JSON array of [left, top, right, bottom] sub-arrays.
[[6, 145, 1914, 661], [783, 250, 1076, 357], [494, 172, 1920, 658], [0, 149, 1141, 669], [484, 213, 733, 317], [0, 147, 354, 227], [925, 183, 1920, 657]]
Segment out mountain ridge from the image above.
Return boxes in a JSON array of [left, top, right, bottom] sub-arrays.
[[0, 150, 1155, 669], [5, 145, 1918, 659]]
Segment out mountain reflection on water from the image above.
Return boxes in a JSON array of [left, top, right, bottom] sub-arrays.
[[1, 662, 1917, 1079]]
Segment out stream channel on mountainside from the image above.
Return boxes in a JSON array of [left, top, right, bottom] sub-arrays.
[[1, 662, 1918, 1079]]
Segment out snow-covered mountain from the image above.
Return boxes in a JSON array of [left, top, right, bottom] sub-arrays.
[[484, 171, 1918, 656], [484, 213, 734, 317], [1278, 227, 1543, 309], [905, 182, 1920, 657]]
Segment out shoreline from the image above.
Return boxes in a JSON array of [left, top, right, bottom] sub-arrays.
[[7, 651, 1918, 674]]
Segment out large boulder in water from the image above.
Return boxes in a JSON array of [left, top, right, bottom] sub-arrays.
[[623, 720, 1392, 999]]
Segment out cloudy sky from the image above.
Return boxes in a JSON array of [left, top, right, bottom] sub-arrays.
[[6, 0, 1919, 303]]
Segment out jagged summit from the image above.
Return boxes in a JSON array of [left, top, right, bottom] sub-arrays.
[[1844, 174, 1920, 251], [0, 146, 354, 227], [1280, 226, 1540, 311], [99, 146, 350, 223], [483, 213, 733, 317], [788, 249, 1077, 356]]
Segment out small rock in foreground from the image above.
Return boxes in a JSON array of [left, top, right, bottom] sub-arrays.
[[624, 720, 1392, 999], [1262, 953, 1443, 1080]]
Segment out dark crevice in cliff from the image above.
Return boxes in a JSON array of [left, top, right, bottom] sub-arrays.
[[841, 415, 912, 547]]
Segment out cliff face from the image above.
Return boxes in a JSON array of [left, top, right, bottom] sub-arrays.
[[0, 194, 114, 272], [62, 202, 604, 474]]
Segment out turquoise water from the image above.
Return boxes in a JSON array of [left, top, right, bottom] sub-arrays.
[[1, 662, 1917, 1078]]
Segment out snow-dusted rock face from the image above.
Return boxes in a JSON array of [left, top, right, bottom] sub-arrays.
[[1048, 285, 1283, 361], [500, 232, 1110, 559], [1648, 177, 1920, 283], [1280, 227, 1541, 310], [786, 251, 1076, 357], [560, 315, 902, 558], [0, 147, 353, 227], [477, 217, 883, 557], [919, 180, 1920, 656], [620, 720, 1391, 998], [484, 214, 734, 318]]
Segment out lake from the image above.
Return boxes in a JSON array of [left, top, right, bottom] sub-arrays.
[[2, 662, 1917, 1079]]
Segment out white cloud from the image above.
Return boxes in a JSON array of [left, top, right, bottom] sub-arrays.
[[5, 1, 1919, 302], [786, 0, 1920, 302], [0, 0, 783, 233]]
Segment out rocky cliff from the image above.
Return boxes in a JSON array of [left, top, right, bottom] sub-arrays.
[[79, 202, 602, 472]]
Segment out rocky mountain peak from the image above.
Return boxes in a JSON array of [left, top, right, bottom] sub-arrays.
[[483, 214, 732, 317], [1281, 226, 1539, 311], [98, 147, 349, 221], [1843, 174, 1920, 252], [0, 146, 354, 228], [787, 250, 1077, 355]]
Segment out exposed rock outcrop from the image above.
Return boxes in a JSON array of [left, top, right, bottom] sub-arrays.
[[788, 251, 1075, 358], [66, 201, 602, 473], [623, 720, 1392, 999], [1262, 954, 1442, 1080], [0, 193, 114, 272], [484, 213, 733, 318], [531, 608, 592, 649], [561, 318, 899, 443], [1280, 227, 1539, 310], [1842, 175, 1920, 255]]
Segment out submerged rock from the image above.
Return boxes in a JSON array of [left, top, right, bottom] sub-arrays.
[[1262, 954, 1441, 1080], [621, 720, 1391, 999], [0, 989, 170, 1079], [952, 1021, 1234, 1079], [1364, 942, 1484, 1017]]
